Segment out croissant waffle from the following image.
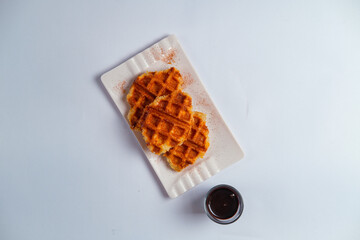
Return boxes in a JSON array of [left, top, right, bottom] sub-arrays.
[[140, 90, 193, 155], [165, 112, 210, 171], [126, 68, 209, 171], [126, 67, 183, 130]]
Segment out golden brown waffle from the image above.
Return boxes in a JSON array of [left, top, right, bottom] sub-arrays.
[[126, 67, 183, 130], [140, 90, 193, 155], [165, 112, 210, 172]]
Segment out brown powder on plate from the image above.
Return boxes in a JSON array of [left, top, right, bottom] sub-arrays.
[[120, 81, 126, 93], [149, 46, 177, 64], [183, 73, 194, 88], [196, 95, 211, 107], [160, 48, 176, 64], [113, 81, 127, 94], [150, 47, 161, 61]]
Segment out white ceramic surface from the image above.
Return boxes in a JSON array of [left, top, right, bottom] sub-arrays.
[[101, 35, 244, 198]]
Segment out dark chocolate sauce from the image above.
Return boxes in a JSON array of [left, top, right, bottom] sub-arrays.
[[206, 187, 239, 219]]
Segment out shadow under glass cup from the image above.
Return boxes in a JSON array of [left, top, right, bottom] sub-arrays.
[[204, 184, 244, 224]]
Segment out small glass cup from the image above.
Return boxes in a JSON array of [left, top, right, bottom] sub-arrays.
[[204, 184, 244, 224]]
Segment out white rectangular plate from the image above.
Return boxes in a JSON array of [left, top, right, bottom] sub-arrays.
[[101, 35, 244, 198]]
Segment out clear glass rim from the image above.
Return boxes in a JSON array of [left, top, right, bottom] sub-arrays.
[[204, 184, 244, 224]]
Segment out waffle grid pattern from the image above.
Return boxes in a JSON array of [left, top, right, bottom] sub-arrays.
[[165, 112, 209, 171], [127, 67, 183, 129], [141, 91, 193, 155]]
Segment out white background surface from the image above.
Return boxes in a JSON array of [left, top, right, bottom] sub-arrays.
[[1, 0, 359, 239]]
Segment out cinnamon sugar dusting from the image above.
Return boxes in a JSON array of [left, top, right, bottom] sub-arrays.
[[150, 46, 176, 64], [183, 73, 194, 87], [150, 47, 161, 61], [113, 81, 127, 94], [160, 48, 176, 64], [120, 81, 126, 93], [196, 96, 211, 107]]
